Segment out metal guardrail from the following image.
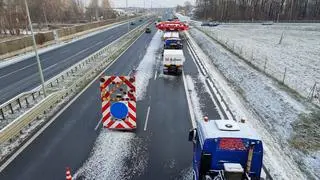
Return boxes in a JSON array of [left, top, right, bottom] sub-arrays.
[[0, 91, 63, 143], [0, 18, 152, 144], [0, 90, 43, 120]]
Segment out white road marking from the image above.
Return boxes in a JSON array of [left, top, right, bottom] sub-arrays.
[[0, 47, 90, 80], [0, 33, 114, 80], [95, 41, 104, 46], [94, 118, 103, 131], [0, 63, 35, 79], [143, 106, 151, 131], [0, 29, 145, 172], [154, 71, 157, 80]]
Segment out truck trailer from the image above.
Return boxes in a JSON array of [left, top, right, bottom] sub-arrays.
[[163, 49, 185, 75], [189, 118, 263, 180]]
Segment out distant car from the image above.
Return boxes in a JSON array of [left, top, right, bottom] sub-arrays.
[[201, 21, 219, 27], [145, 27, 151, 33], [208, 21, 219, 27], [201, 22, 210, 26], [139, 19, 143, 22], [262, 21, 274, 25], [130, 22, 135, 25]]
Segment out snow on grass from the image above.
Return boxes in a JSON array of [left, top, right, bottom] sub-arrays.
[[74, 30, 161, 179], [196, 23, 320, 104], [188, 28, 316, 179], [136, 30, 162, 101]]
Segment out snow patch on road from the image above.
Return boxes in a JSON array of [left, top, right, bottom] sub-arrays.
[[74, 131, 148, 179], [185, 75, 204, 121], [136, 30, 162, 101]]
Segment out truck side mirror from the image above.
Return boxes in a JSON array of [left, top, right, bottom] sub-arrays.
[[188, 128, 196, 142]]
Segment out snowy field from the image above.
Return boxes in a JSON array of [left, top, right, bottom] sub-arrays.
[[194, 23, 320, 104], [188, 27, 320, 179]]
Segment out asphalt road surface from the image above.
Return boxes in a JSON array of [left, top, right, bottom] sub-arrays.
[[0, 26, 222, 180], [0, 19, 146, 104]]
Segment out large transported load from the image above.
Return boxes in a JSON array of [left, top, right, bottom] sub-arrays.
[[163, 49, 185, 75], [189, 118, 263, 180], [156, 21, 189, 31]]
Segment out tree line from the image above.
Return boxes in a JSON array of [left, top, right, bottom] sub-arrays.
[[192, 0, 320, 21], [0, 0, 116, 35]]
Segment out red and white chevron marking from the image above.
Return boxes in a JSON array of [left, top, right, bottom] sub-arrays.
[[100, 76, 136, 130]]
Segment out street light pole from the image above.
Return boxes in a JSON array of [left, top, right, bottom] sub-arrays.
[[126, 0, 129, 32], [24, 0, 47, 97]]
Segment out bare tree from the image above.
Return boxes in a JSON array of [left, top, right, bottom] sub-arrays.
[[101, 0, 115, 19], [194, 0, 320, 21]]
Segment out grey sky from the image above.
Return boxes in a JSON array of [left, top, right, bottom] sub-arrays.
[[84, 0, 195, 8]]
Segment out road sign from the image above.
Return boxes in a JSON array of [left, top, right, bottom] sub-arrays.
[[100, 76, 136, 130]]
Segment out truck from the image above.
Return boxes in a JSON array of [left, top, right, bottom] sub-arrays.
[[164, 37, 183, 49], [163, 49, 185, 75], [188, 118, 263, 180], [162, 31, 180, 41]]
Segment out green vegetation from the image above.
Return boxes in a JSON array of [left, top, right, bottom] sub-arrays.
[[290, 110, 320, 153]]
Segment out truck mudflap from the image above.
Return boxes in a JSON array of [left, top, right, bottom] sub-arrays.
[[163, 65, 182, 76]]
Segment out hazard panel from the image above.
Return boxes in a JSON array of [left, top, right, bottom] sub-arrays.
[[100, 76, 136, 130]]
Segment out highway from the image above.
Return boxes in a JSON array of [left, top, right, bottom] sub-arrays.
[[0, 19, 145, 104], [0, 24, 223, 180]]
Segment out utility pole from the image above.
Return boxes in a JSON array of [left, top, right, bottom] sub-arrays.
[[42, 4, 48, 28], [24, 0, 46, 97], [150, 0, 152, 15], [95, 0, 99, 21], [126, 0, 129, 32]]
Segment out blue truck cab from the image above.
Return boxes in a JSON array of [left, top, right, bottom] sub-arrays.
[[164, 37, 183, 49], [188, 119, 263, 180]]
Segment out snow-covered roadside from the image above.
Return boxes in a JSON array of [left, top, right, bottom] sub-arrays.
[[189, 28, 320, 179], [0, 22, 125, 69], [74, 31, 162, 179], [196, 23, 320, 105]]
